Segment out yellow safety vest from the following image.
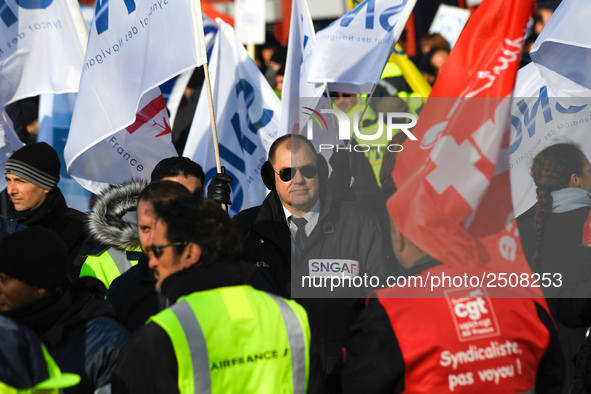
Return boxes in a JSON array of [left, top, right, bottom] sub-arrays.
[[150, 285, 310, 394], [380, 62, 424, 116], [0, 344, 80, 394], [338, 100, 394, 185], [79, 245, 142, 289]]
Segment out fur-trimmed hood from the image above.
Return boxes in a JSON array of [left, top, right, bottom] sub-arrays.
[[87, 179, 148, 250]]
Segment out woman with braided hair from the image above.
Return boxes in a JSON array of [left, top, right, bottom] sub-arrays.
[[519, 142, 591, 394], [530, 142, 591, 269]]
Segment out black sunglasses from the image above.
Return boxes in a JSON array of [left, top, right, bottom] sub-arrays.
[[275, 165, 317, 182], [150, 242, 187, 258]]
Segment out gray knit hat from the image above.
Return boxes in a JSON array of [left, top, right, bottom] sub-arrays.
[[5, 142, 60, 191]]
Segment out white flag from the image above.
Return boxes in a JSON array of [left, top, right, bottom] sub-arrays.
[[183, 21, 282, 217], [168, 15, 219, 127], [510, 0, 591, 216], [0, 0, 87, 107], [510, 71, 591, 217], [510, 58, 591, 216], [0, 109, 24, 190], [530, 0, 591, 103], [308, 0, 416, 94], [280, 0, 325, 136], [38, 93, 91, 212], [65, 0, 207, 192]]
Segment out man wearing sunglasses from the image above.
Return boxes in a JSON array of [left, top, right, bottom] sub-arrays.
[[111, 195, 311, 393], [235, 134, 389, 393]]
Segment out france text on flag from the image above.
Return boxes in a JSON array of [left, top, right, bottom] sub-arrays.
[[65, 0, 207, 192]]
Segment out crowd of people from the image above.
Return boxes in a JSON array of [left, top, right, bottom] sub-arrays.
[[3, 1, 589, 393], [1, 128, 590, 393]]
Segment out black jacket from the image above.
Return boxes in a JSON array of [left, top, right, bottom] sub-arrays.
[[111, 261, 244, 394], [234, 191, 391, 392], [518, 205, 591, 299], [3, 278, 129, 394], [554, 246, 591, 327], [4, 188, 89, 276], [106, 254, 166, 333], [0, 315, 58, 390], [107, 252, 276, 333], [518, 205, 591, 394], [235, 191, 390, 297]]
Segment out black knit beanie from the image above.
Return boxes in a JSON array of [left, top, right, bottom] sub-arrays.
[[0, 226, 69, 290], [5, 142, 60, 191]]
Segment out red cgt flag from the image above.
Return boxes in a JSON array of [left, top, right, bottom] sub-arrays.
[[387, 0, 539, 297]]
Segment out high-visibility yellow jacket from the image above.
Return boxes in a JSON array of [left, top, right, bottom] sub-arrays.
[[0, 343, 80, 394], [80, 246, 142, 289], [150, 285, 311, 394]]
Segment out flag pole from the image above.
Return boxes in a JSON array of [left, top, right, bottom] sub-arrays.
[[192, 0, 222, 174], [247, 43, 256, 61], [302, 0, 339, 145], [356, 83, 377, 134], [390, 44, 431, 98], [196, 2, 226, 210], [347, 39, 416, 149], [202, 62, 222, 174], [202, 61, 228, 211], [323, 83, 340, 145], [346, 83, 377, 149]]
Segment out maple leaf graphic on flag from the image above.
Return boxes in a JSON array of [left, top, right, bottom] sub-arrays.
[[126, 90, 172, 138]]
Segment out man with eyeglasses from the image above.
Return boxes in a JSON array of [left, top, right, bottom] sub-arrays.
[[234, 134, 389, 393], [111, 195, 311, 394]]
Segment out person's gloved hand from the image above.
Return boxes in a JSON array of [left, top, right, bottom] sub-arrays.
[[207, 166, 233, 205]]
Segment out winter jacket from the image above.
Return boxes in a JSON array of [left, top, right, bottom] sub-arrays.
[[0, 215, 26, 241], [0, 314, 80, 392], [107, 253, 166, 333], [4, 188, 89, 276], [518, 202, 591, 394], [234, 190, 390, 392], [3, 277, 129, 394], [80, 179, 148, 288], [102, 179, 275, 332], [111, 261, 246, 393]]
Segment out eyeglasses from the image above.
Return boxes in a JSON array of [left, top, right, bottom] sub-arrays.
[[275, 165, 317, 182], [150, 242, 187, 258]]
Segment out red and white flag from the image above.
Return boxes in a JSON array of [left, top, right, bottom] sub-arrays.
[[387, 0, 539, 297]]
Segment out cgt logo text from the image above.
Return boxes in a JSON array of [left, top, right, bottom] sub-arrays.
[[304, 108, 417, 152], [453, 297, 488, 321], [446, 288, 500, 342]]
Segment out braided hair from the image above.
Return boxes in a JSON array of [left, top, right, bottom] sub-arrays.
[[530, 143, 586, 266]]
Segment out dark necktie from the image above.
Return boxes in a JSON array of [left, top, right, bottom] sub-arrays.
[[292, 217, 308, 255]]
